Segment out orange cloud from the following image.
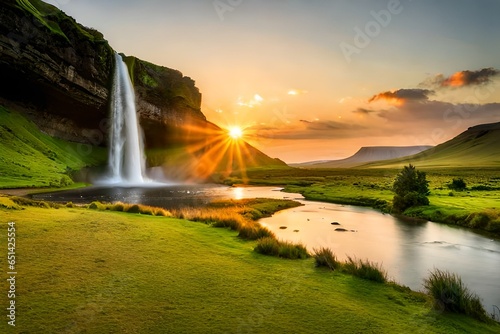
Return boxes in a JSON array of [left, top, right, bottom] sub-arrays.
[[421, 68, 499, 88], [444, 71, 465, 87], [368, 89, 432, 105]]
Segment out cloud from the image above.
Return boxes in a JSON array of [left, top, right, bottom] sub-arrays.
[[300, 119, 365, 132], [368, 89, 433, 104], [247, 119, 367, 140], [245, 102, 500, 148], [377, 101, 500, 125], [236, 94, 264, 108], [421, 68, 500, 88], [352, 108, 377, 115], [288, 89, 308, 96]]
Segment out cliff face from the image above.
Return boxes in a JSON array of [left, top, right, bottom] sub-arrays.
[[123, 56, 206, 148], [0, 0, 114, 143], [0, 0, 204, 148]]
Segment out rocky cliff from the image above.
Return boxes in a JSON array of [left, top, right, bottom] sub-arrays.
[[0, 0, 205, 148], [123, 56, 206, 148], [0, 0, 114, 143]]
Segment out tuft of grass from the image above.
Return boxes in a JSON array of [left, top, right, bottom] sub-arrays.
[[423, 268, 489, 322], [237, 224, 275, 240], [126, 204, 141, 214], [88, 201, 106, 210], [154, 208, 170, 216], [111, 202, 125, 212], [254, 237, 309, 259], [208, 198, 303, 220], [10, 196, 57, 208], [277, 240, 310, 259], [313, 247, 341, 270], [254, 237, 280, 256], [0, 196, 22, 210], [86, 201, 172, 217], [172, 207, 245, 230], [343, 256, 387, 283]]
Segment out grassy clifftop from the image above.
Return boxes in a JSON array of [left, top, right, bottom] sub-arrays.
[[123, 56, 202, 111], [12, 0, 107, 43], [0, 105, 105, 188]]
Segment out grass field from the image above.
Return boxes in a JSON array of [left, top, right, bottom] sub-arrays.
[[0, 106, 106, 189], [1, 203, 499, 333]]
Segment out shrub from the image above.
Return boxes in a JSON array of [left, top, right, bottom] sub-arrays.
[[254, 237, 280, 256], [126, 204, 141, 213], [487, 219, 500, 233], [423, 268, 488, 322], [154, 208, 171, 217], [393, 191, 429, 213], [467, 212, 490, 229], [448, 178, 467, 191], [238, 225, 275, 240], [313, 247, 340, 270], [65, 201, 74, 208], [59, 175, 72, 187], [88, 201, 105, 210], [392, 164, 430, 213], [343, 256, 387, 283], [111, 202, 125, 211]]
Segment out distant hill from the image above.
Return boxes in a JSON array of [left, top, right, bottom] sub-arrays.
[[293, 146, 433, 168], [365, 122, 500, 168]]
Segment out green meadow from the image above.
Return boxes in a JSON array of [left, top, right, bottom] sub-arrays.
[[1, 202, 499, 333], [0, 106, 106, 189]]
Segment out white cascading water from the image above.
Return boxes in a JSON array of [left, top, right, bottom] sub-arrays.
[[107, 53, 146, 184]]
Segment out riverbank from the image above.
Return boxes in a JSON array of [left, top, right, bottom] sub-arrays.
[[222, 167, 500, 238], [0, 182, 90, 197], [1, 200, 498, 332]]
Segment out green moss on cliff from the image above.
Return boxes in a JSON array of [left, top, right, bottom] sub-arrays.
[[123, 56, 202, 111], [0, 106, 106, 188], [13, 0, 107, 44], [141, 73, 159, 88]]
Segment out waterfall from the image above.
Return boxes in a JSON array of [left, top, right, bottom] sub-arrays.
[[107, 53, 146, 184]]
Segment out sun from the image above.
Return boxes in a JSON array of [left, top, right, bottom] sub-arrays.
[[228, 126, 243, 139]]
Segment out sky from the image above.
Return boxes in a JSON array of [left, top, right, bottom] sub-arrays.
[[45, 0, 500, 163]]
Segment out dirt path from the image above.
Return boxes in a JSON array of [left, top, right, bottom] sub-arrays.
[[0, 188, 37, 196]]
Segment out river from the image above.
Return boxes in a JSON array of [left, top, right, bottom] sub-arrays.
[[33, 185, 500, 312]]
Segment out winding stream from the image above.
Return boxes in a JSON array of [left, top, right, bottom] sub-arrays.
[[34, 185, 500, 312]]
